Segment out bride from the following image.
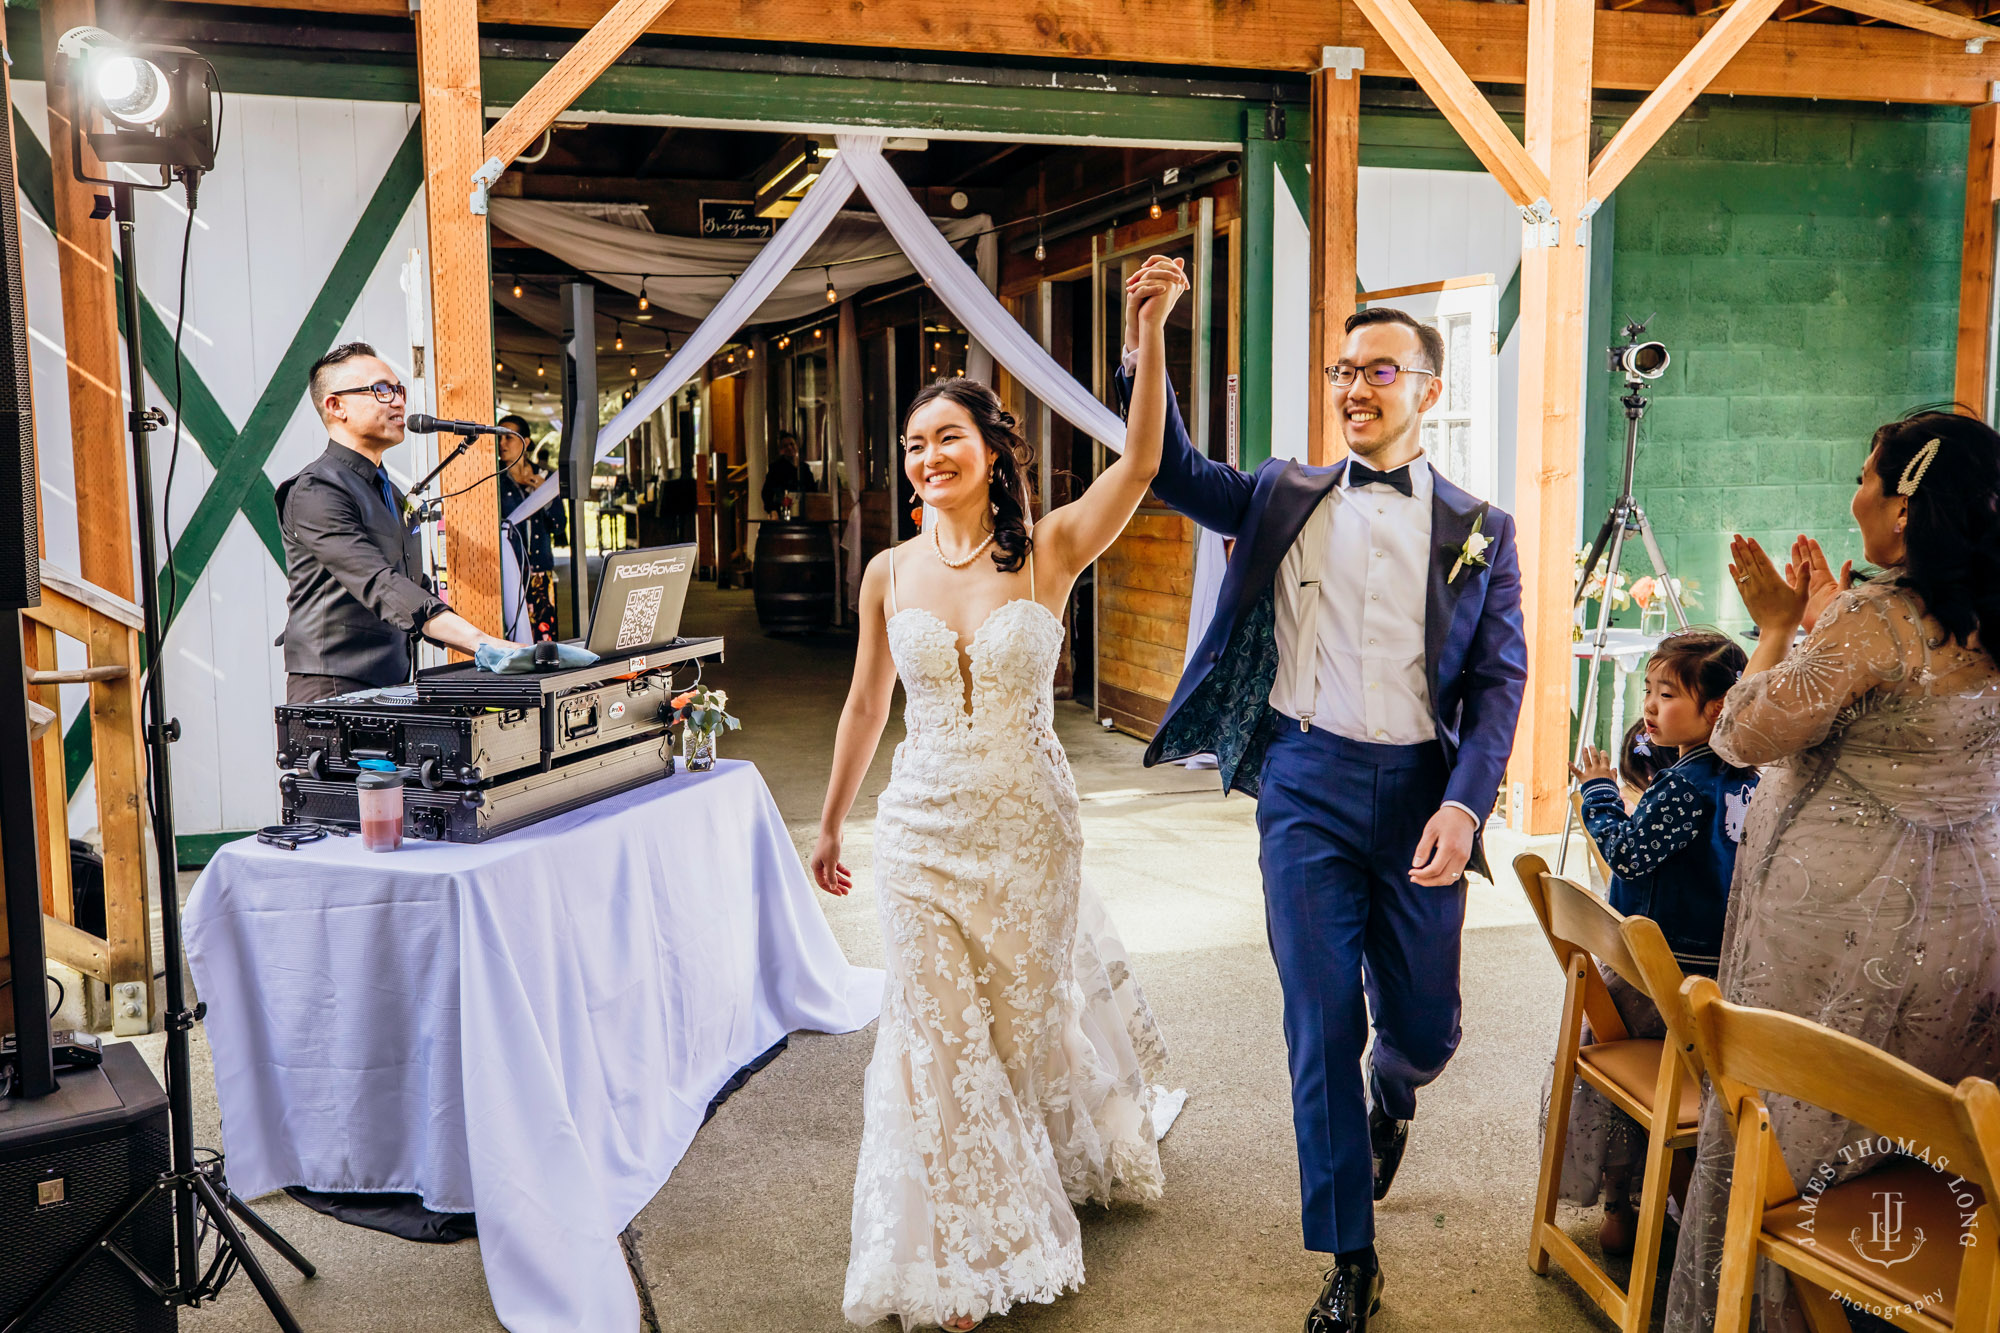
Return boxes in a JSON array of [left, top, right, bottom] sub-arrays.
[[811, 255, 1188, 1330]]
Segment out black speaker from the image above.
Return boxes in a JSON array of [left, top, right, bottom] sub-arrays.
[[0, 57, 39, 612], [0, 1042, 177, 1331]]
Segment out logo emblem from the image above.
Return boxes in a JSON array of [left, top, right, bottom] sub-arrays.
[[1851, 1189, 1926, 1269]]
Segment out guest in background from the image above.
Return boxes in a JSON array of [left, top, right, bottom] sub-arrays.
[[1557, 630, 1756, 1254], [1664, 411, 2000, 1333], [762, 431, 802, 516], [497, 414, 564, 641]]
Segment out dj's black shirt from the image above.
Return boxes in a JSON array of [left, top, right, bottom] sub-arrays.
[[275, 441, 447, 687]]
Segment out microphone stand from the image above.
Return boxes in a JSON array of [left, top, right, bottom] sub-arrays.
[[404, 433, 478, 522]]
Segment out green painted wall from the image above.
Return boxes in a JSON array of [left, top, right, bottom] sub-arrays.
[[1599, 99, 1969, 635]]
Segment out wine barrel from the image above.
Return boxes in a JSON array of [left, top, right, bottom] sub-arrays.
[[754, 519, 836, 633]]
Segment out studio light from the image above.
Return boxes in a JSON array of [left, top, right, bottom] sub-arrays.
[[56, 27, 216, 184]]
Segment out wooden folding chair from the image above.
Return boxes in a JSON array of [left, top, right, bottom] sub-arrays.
[[1569, 788, 1614, 890], [1686, 976, 2000, 1333], [1516, 852, 1703, 1333]]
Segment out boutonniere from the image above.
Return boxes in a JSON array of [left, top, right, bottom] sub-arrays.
[[1447, 504, 1492, 584]]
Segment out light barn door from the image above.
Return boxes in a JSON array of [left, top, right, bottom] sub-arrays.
[[1360, 275, 1499, 501]]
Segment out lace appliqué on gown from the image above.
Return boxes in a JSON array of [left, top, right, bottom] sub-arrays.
[[843, 599, 1174, 1329]]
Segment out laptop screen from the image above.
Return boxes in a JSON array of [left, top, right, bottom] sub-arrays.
[[586, 544, 696, 657]]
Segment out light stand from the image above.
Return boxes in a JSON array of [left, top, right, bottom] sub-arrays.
[[7, 33, 313, 1333], [1558, 325, 1689, 875]]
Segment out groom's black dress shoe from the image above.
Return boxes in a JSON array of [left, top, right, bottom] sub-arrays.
[[1305, 1254, 1383, 1333], [1369, 1105, 1410, 1202]]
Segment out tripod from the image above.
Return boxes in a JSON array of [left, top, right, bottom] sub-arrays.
[[1557, 375, 1689, 876], [3, 181, 313, 1333]]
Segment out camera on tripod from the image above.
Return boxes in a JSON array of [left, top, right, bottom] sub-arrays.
[[1607, 316, 1670, 383]]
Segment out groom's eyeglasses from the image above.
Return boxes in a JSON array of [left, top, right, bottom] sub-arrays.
[[1325, 363, 1437, 388]]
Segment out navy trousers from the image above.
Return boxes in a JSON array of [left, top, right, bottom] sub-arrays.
[[1255, 723, 1469, 1255]]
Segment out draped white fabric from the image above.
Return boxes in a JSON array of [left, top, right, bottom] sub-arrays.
[[507, 153, 865, 523], [507, 134, 1131, 527], [834, 135, 1128, 453], [488, 196, 986, 324], [837, 299, 866, 608]]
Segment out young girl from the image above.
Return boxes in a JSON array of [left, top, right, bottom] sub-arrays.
[[1556, 629, 1758, 1252]]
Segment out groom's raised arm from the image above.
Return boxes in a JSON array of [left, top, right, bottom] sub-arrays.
[[1111, 361, 1254, 538]]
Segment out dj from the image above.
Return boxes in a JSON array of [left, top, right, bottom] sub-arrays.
[[277, 342, 521, 704]]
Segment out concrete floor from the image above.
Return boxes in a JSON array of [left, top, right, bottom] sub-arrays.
[[151, 583, 1640, 1333]]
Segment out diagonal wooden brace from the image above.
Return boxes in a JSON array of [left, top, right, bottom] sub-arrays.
[[474, 0, 680, 211], [1348, 0, 1551, 206]]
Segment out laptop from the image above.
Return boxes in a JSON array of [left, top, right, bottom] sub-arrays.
[[584, 544, 697, 657]]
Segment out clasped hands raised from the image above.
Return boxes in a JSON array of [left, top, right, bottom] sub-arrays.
[[1727, 532, 1853, 637]]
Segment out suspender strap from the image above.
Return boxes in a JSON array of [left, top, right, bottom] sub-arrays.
[[1292, 499, 1331, 733]]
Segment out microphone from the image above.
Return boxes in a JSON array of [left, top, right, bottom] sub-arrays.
[[407, 414, 520, 437]]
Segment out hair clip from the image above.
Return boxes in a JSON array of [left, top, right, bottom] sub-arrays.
[[1897, 438, 1942, 497]]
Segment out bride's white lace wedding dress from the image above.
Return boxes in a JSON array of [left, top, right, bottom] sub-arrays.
[[842, 551, 1175, 1329]]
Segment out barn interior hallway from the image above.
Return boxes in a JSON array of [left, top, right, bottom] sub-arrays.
[[150, 581, 1623, 1332]]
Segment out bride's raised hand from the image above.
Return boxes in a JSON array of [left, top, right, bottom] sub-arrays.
[[811, 829, 852, 897], [1122, 255, 1187, 352]]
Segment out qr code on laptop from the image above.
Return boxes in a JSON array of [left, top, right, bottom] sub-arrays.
[[614, 586, 664, 650]]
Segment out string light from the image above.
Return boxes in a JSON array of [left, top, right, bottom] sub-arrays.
[[511, 280, 523, 299], [496, 359, 505, 373], [747, 346, 755, 360], [1035, 232, 1046, 263], [778, 335, 790, 350], [726, 351, 734, 364], [535, 358, 545, 378], [637, 279, 649, 312], [630, 361, 638, 377], [614, 323, 624, 352], [1149, 193, 1162, 221], [824, 267, 836, 304], [814, 327, 823, 340]]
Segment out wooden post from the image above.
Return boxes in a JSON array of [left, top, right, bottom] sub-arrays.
[[1956, 102, 1998, 420], [1309, 57, 1362, 467], [41, 0, 134, 605], [1510, 0, 1595, 835], [417, 0, 503, 637]]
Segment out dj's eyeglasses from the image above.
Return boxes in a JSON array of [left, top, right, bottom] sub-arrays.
[[327, 381, 408, 405], [1324, 363, 1437, 388]]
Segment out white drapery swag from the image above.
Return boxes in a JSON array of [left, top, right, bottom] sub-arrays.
[[507, 136, 1128, 528]]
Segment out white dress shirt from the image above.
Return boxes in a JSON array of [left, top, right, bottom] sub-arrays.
[[1267, 457, 1480, 829]]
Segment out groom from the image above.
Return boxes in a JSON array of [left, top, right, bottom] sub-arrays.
[[1114, 265, 1527, 1333]]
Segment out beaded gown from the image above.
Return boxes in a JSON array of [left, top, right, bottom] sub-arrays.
[[1662, 581, 2000, 1332], [842, 551, 1173, 1330]]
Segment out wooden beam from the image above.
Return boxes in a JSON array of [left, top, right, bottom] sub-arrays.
[[43, 913, 107, 984], [41, 0, 135, 605], [1309, 66, 1361, 467], [480, 0, 679, 172], [1349, 0, 1552, 204], [1957, 102, 1999, 417], [87, 619, 153, 1030], [1587, 0, 1787, 201], [1359, 273, 1497, 302], [1815, 0, 1999, 43], [1511, 0, 1596, 837], [164, 0, 2000, 104], [419, 0, 504, 640]]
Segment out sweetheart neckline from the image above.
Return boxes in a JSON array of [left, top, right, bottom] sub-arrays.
[[888, 598, 1060, 645], [887, 599, 1061, 725]]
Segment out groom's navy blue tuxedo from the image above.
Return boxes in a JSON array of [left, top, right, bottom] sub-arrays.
[[1115, 366, 1527, 1254]]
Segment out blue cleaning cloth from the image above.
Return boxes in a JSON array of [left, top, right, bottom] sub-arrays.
[[474, 642, 600, 674]]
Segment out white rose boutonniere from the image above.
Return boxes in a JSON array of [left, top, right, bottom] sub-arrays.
[[1448, 504, 1493, 584]]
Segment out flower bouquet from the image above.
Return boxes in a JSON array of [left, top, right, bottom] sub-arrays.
[[673, 684, 740, 771]]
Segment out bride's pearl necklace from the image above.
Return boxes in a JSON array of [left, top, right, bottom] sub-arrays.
[[931, 526, 996, 569]]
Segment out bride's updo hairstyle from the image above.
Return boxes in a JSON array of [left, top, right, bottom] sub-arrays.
[[904, 377, 1034, 574], [1871, 408, 2000, 666]]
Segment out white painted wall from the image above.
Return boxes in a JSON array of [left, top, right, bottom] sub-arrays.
[[13, 83, 428, 835]]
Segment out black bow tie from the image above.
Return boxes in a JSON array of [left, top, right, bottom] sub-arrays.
[[1347, 460, 1413, 497]]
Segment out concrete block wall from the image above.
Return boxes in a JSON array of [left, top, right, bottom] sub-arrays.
[[1596, 99, 1969, 634]]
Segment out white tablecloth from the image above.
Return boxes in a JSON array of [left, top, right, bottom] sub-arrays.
[[185, 760, 882, 1332]]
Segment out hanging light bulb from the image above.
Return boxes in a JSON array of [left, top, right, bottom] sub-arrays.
[[815, 326, 823, 340], [511, 280, 523, 299], [496, 359, 505, 373], [630, 361, 638, 377], [536, 358, 545, 378], [726, 351, 734, 364], [1035, 221, 1046, 262], [824, 267, 836, 304], [637, 279, 649, 312], [614, 323, 624, 352], [1149, 194, 1162, 221], [929, 364, 938, 374]]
